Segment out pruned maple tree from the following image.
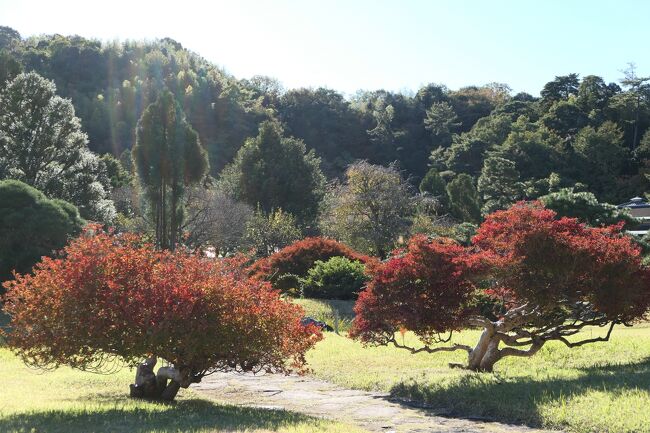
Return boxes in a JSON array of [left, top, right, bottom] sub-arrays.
[[351, 202, 650, 371]]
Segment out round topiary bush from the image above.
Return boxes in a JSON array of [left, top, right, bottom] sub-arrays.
[[0, 179, 84, 287], [249, 237, 375, 293], [301, 256, 369, 300], [249, 237, 372, 279]]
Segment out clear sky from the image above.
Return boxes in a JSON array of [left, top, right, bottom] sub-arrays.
[[1, 0, 648, 96]]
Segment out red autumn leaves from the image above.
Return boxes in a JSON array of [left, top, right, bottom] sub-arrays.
[[351, 202, 650, 345], [3, 228, 321, 377]]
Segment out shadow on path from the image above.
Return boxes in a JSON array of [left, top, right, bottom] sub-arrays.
[[196, 371, 553, 433]]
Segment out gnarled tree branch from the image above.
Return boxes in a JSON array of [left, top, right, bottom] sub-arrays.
[[498, 338, 545, 359], [556, 321, 617, 348], [387, 334, 472, 355]]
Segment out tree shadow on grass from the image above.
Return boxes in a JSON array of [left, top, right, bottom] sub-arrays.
[[389, 357, 650, 428], [0, 398, 329, 433]]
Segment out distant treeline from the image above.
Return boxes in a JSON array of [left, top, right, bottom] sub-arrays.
[[1, 25, 649, 205]]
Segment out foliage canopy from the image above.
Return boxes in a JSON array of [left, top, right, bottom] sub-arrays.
[[0, 179, 84, 285], [351, 202, 650, 371], [3, 229, 321, 387]]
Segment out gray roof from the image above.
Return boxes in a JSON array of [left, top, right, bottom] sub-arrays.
[[618, 197, 650, 209]]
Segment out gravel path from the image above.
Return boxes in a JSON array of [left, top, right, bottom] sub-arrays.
[[193, 372, 560, 433]]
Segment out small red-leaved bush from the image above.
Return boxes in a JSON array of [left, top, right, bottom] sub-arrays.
[[249, 236, 374, 284], [3, 228, 321, 379]]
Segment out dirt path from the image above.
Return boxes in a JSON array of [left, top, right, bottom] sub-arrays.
[[193, 372, 559, 433]]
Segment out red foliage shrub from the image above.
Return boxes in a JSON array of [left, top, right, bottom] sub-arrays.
[[249, 237, 375, 285], [350, 235, 478, 346], [3, 228, 321, 380], [351, 202, 650, 371]]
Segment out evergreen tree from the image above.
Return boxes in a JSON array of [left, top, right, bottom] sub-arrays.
[[540, 188, 636, 227], [219, 121, 325, 225], [478, 156, 521, 214], [446, 174, 482, 223], [419, 168, 449, 211], [0, 72, 115, 222], [133, 90, 209, 249], [424, 101, 460, 147]]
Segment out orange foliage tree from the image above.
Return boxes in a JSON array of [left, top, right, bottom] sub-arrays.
[[3, 228, 321, 400]]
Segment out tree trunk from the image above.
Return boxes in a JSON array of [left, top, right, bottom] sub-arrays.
[[130, 356, 159, 399], [130, 358, 195, 401], [170, 184, 178, 251], [466, 327, 495, 371], [633, 95, 640, 149], [161, 181, 168, 249], [160, 380, 181, 400], [154, 187, 161, 250], [478, 337, 501, 372], [463, 325, 545, 372]]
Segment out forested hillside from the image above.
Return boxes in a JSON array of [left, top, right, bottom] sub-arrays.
[[2, 24, 650, 257], [3, 25, 649, 192]]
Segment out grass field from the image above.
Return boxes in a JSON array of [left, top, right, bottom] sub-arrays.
[[4, 299, 650, 433], [292, 298, 355, 333], [301, 299, 650, 433], [0, 347, 366, 433]]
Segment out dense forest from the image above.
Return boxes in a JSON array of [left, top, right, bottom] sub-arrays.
[[1, 24, 649, 260]]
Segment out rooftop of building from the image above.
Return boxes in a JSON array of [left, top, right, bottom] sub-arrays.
[[617, 197, 650, 209]]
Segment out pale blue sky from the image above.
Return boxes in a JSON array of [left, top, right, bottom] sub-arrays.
[[1, 0, 648, 95]]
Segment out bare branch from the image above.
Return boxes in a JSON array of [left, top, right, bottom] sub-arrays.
[[499, 338, 545, 359], [496, 332, 534, 347], [557, 322, 617, 348], [467, 316, 494, 329], [388, 335, 472, 355], [503, 303, 530, 318], [430, 330, 454, 344]]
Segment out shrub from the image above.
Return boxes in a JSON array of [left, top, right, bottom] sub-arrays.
[[301, 257, 369, 300], [0, 180, 84, 286], [3, 228, 321, 400], [540, 188, 636, 227], [419, 168, 449, 210], [275, 273, 302, 297], [249, 237, 374, 290]]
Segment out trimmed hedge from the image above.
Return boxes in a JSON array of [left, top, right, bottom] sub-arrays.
[[301, 256, 369, 300]]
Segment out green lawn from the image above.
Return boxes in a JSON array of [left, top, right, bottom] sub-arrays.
[[4, 299, 650, 433], [0, 348, 366, 433], [292, 298, 355, 333], [302, 299, 650, 433]]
